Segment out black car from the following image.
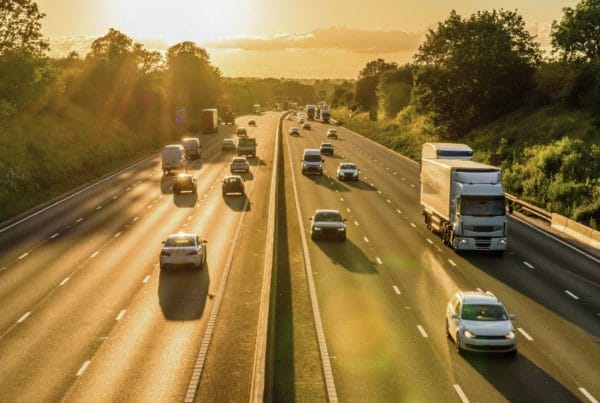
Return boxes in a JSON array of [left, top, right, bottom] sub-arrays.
[[173, 173, 197, 194], [222, 175, 245, 196], [320, 143, 334, 155]]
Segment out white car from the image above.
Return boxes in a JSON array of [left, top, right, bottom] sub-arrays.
[[230, 156, 250, 172], [326, 128, 338, 139], [222, 138, 236, 151], [446, 291, 517, 354], [160, 233, 207, 270], [309, 209, 347, 241], [336, 162, 359, 181]]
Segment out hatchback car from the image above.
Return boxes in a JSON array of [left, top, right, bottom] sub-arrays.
[[309, 209, 347, 241], [236, 127, 248, 136], [222, 138, 236, 151], [248, 119, 257, 126], [446, 291, 517, 354], [320, 142, 334, 155], [173, 173, 197, 194], [336, 162, 359, 181], [222, 175, 245, 196], [159, 233, 207, 270], [230, 156, 250, 173], [302, 122, 311, 130], [326, 128, 338, 139], [298, 117, 305, 124], [289, 127, 300, 136]]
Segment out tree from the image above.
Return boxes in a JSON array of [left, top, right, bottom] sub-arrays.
[[413, 10, 541, 137], [0, 0, 48, 55], [354, 58, 397, 110], [89, 28, 133, 61], [377, 65, 413, 117], [552, 0, 600, 62]]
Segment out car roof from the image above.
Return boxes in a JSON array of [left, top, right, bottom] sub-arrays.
[[314, 209, 341, 215], [457, 291, 502, 305], [166, 232, 197, 240], [232, 156, 247, 160], [223, 138, 234, 142], [338, 162, 356, 167]]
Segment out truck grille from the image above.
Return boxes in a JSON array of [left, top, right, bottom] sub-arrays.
[[475, 238, 492, 248]]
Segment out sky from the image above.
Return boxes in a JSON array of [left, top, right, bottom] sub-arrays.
[[37, 0, 578, 78]]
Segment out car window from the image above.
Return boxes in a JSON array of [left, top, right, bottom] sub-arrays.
[[165, 237, 195, 247], [340, 164, 355, 170], [314, 212, 342, 222], [461, 304, 508, 321]]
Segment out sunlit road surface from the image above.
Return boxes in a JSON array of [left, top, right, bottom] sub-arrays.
[[0, 112, 279, 402], [278, 116, 599, 402]]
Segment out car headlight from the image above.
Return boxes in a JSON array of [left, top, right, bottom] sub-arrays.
[[505, 330, 515, 339], [499, 239, 507, 245], [337, 227, 346, 232], [312, 226, 322, 231], [459, 239, 469, 245], [463, 330, 476, 339]]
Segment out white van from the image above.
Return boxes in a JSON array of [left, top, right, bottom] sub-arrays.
[[182, 137, 201, 160], [301, 149, 323, 175], [162, 145, 185, 175]]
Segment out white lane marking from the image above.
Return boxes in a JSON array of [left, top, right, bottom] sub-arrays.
[[402, 177, 406, 181], [114, 232, 121, 238], [339, 197, 344, 202], [410, 222, 416, 228], [579, 388, 599, 403], [187, 215, 193, 221], [59, 277, 70, 286], [393, 286, 401, 295], [90, 251, 99, 259], [448, 259, 457, 267], [386, 199, 391, 203], [346, 208, 351, 213], [96, 205, 102, 210], [393, 172, 397, 175], [436, 246, 442, 252], [396, 209, 402, 214], [426, 238, 433, 244], [17, 312, 31, 323], [370, 182, 375, 186], [126, 187, 131, 191], [417, 325, 429, 338], [50, 233, 59, 239], [143, 275, 150, 283], [76, 360, 91, 376], [476, 287, 484, 292], [454, 384, 470, 403], [517, 327, 534, 341], [112, 195, 118, 200], [76, 217, 84, 223], [116, 310, 127, 321], [523, 261, 535, 269], [132, 216, 139, 222], [410, 184, 416, 188], [364, 176, 368, 180], [375, 257, 383, 265], [377, 190, 382, 194], [363, 236, 370, 243], [18, 252, 29, 260], [565, 290, 579, 300], [354, 221, 359, 226], [146, 204, 152, 209], [0, 267, 7, 271]]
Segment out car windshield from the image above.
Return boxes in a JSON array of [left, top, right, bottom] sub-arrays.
[[165, 236, 195, 247], [304, 155, 321, 162], [461, 304, 508, 321], [314, 212, 342, 222], [340, 164, 356, 170], [321, 144, 333, 148], [237, 128, 246, 134], [233, 158, 246, 163], [460, 196, 505, 216]]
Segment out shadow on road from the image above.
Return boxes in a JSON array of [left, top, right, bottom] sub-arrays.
[[160, 175, 176, 194], [314, 237, 378, 274], [158, 263, 210, 321], [223, 194, 251, 212], [173, 192, 197, 208]]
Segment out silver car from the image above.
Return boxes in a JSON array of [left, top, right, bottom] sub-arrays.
[[160, 233, 207, 270], [230, 156, 250, 173], [446, 291, 517, 354], [336, 162, 359, 181], [309, 209, 347, 241]]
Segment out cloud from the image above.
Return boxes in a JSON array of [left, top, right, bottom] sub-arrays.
[[48, 36, 170, 57], [204, 27, 424, 53]]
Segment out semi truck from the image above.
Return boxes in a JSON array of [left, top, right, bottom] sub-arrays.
[[305, 104, 316, 120], [321, 105, 331, 123], [253, 104, 261, 114], [237, 136, 257, 157], [220, 106, 235, 124], [420, 144, 507, 254], [200, 109, 218, 134]]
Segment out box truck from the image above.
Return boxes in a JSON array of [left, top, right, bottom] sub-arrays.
[[200, 109, 218, 134]]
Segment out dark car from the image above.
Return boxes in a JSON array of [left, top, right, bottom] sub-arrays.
[[248, 119, 257, 126], [320, 142, 334, 155], [289, 127, 300, 136], [173, 173, 197, 194], [222, 175, 245, 196]]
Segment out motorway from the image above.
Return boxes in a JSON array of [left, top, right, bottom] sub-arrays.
[[0, 110, 599, 402]]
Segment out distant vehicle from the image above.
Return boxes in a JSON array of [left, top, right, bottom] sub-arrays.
[[236, 127, 248, 136], [290, 102, 298, 111], [222, 175, 245, 196], [326, 128, 337, 139], [301, 149, 323, 175], [336, 162, 359, 181], [253, 104, 261, 114], [446, 291, 517, 355], [422, 142, 473, 160], [309, 209, 347, 241], [287, 115, 293, 121], [421, 144, 507, 253], [200, 108, 218, 134], [305, 104, 316, 120], [302, 122, 311, 130], [161, 144, 185, 175], [222, 138, 236, 151], [220, 106, 235, 124], [230, 156, 250, 173], [181, 137, 201, 160], [319, 142, 334, 155], [274, 103, 280, 111], [298, 117, 305, 124], [248, 119, 257, 126], [288, 127, 300, 136], [173, 173, 197, 194], [237, 136, 257, 157], [160, 233, 207, 270], [321, 105, 331, 123]]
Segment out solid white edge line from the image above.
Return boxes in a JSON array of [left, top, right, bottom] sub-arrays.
[[523, 261, 534, 269], [59, 277, 70, 286], [116, 310, 126, 321], [284, 117, 339, 403], [565, 290, 580, 300], [453, 384, 470, 403], [517, 327, 534, 341], [393, 285, 401, 295], [579, 388, 599, 403], [76, 360, 91, 376], [17, 312, 31, 323], [417, 325, 429, 338]]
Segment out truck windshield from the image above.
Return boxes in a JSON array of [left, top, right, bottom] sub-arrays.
[[460, 196, 505, 216], [304, 155, 322, 162]]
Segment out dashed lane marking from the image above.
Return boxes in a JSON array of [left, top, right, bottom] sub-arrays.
[[426, 238, 433, 244], [417, 325, 429, 338], [90, 251, 99, 259], [354, 221, 359, 226], [393, 286, 401, 295], [376, 257, 383, 265], [96, 205, 102, 210], [116, 310, 127, 321], [346, 208, 351, 213], [18, 252, 29, 260], [143, 275, 150, 283], [579, 388, 598, 403], [340, 197, 344, 202], [565, 290, 579, 300], [59, 277, 70, 286], [517, 328, 534, 341], [114, 232, 121, 238], [50, 233, 59, 239], [523, 261, 534, 269], [76, 360, 91, 377], [396, 209, 402, 214], [453, 384, 470, 403], [386, 199, 391, 203], [448, 259, 457, 267], [112, 195, 118, 200], [132, 216, 139, 223], [76, 217, 84, 223], [17, 312, 31, 323], [410, 223, 416, 228], [363, 236, 370, 243]]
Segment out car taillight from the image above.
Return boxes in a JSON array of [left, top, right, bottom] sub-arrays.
[[161, 251, 171, 256], [186, 251, 198, 256]]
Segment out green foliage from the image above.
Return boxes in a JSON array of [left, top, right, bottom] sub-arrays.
[[330, 81, 354, 108], [413, 9, 541, 138], [551, 0, 600, 62], [377, 65, 413, 118], [0, 0, 48, 55], [354, 58, 397, 110]]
